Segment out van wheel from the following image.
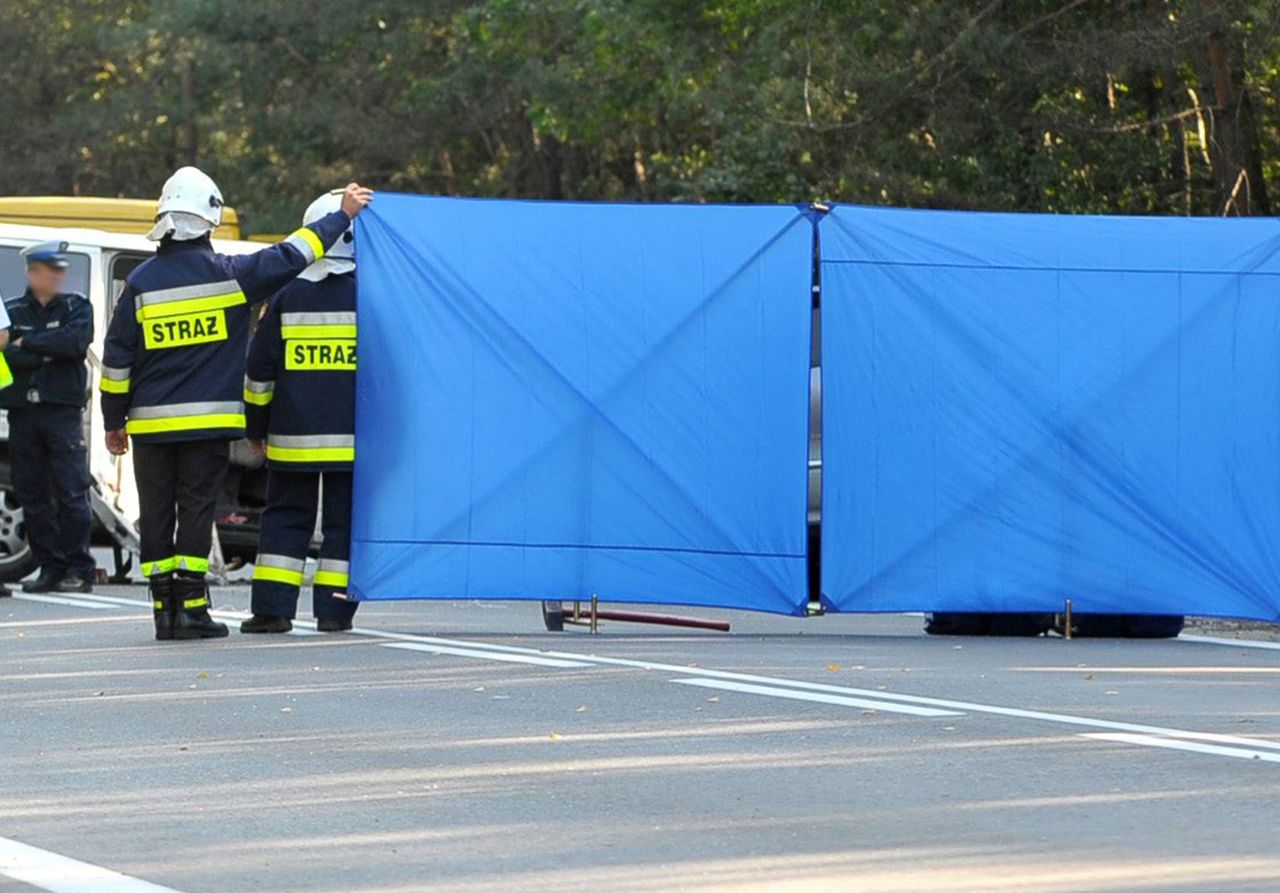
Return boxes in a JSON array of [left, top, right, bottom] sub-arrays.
[[0, 484, 39, 583]]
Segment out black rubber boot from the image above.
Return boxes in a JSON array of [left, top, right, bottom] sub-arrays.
[[240, 613, 293, 634], [170, 576, 228, 640], [315, 617, 352, 633], [151, 576, 175, 641], [22, 571, 64, 593]]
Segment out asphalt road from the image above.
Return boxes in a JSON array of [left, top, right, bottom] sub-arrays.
[[2, 584, 1279, 893]]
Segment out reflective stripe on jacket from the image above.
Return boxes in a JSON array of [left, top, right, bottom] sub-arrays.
[[244, 273, 356, 472], [99, 212, 351, 443]]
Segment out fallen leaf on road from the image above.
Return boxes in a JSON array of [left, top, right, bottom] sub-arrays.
[[197, 671, 208, 679], [827, 664, 841, 671], [1084, 673, 1094, 681], [549, 732, 563, 740]]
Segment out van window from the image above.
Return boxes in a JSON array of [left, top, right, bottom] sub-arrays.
[[0, 245, 92, 303], [108, 253, 149, 313]]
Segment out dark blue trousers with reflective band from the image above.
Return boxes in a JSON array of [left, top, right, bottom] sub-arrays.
[[8, 405, 94, 579], [250, 470, 355, 622]]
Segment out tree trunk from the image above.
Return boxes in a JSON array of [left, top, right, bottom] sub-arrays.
[[1203, 25, 1270, 215]]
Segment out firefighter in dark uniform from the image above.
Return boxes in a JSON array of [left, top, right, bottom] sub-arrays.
[[2, 241, 96, 594], [100, 167, 372, 641], [241, 190, 361, 634]]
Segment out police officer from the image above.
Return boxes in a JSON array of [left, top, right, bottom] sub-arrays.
[[2, 241, 96, 594], [100, 167, 372, 641], [241, 190, 360, 634]]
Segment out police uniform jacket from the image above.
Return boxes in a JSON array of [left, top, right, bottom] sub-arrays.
[[99, 212, 351, 443], [1, 290, 93, 409], [244, 272, 355, 472]]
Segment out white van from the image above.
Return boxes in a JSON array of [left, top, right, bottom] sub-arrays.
[[0, 223, 265, 582]]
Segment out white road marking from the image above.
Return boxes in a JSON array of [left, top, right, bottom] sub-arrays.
[[13, 594, 117, 610], [0, 615, 144, 629], [0, 835, 186, 893], [382, 641, 592, 668], [22, 592, 1280, 760], [671, 678, 963, 717], [41, 593, 322, 637], [1084, 733, 1280, 764], [1179, 634, 1280, 652]]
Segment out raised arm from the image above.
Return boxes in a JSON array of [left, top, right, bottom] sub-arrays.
[[230, 183, 372, 304]]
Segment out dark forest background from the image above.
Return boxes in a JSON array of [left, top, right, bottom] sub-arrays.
[[2, 1, 1277, 232]]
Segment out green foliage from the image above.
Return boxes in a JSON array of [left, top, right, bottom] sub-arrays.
[[3, 0, 1279, 228]]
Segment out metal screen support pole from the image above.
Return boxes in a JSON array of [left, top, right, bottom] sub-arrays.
[[590, 595, 599, 635], [1063, 598, 1074, 641]]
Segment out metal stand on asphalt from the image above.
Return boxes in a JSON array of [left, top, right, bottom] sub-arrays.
[[1062, 598, 1074, 640], [541, 597, 731, 634]]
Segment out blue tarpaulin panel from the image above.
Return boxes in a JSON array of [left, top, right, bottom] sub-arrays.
[[351, 195, 812, 615], [820, 205, 1280, 621]]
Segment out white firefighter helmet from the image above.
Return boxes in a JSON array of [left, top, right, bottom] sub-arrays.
[[303, 189, 354, 261], [154, 166, 224, 226]]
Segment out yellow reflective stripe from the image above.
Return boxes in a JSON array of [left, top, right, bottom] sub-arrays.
[[182, 597, 210, 610], [135, 290, 246, 322], [243, 388, 273, 406], [127, 413, 245, 435], [175, 555, 209, 573], [142, 557, 177, 576], [313, 570, 349, 588], [290, 227, 326, 262], [253, 565, 305, 586], [0, 354, 12, 390], [99, 377, 131, 394], [280, 324, 358, 340], [152, 601, 165, 610], [266, 445, 355, 463]]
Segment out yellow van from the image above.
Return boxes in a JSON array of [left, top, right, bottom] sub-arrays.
[[0, 196, 242, 240]]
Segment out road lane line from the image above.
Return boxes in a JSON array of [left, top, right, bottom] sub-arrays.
[[382, 641, 592, 668], [1178, 634, 1280, 652], [671, 678, 963, 717], [16, 588, 320, 637], [50, 592, 1280, 756], [1083, 733, 1280, 764], [0, 835, 186, 893], [13, 594, 119, 611], [0, 615, 145, 629]]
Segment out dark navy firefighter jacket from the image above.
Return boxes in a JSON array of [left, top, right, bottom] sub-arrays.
[[100, 212, 351, 443], [244, 272, 356, 472]]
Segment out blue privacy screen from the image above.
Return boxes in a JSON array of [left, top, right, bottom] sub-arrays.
[[820, 205, 1280, 622], [351, 195, 813, 615]]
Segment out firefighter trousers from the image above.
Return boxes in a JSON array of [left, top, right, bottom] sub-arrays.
[[250, 469, 355, 622]]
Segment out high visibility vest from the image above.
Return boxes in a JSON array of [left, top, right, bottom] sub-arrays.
[[0, 353, 12, 390]]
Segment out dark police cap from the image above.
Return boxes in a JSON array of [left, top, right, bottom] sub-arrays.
[[21, 240, 71, 269]]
